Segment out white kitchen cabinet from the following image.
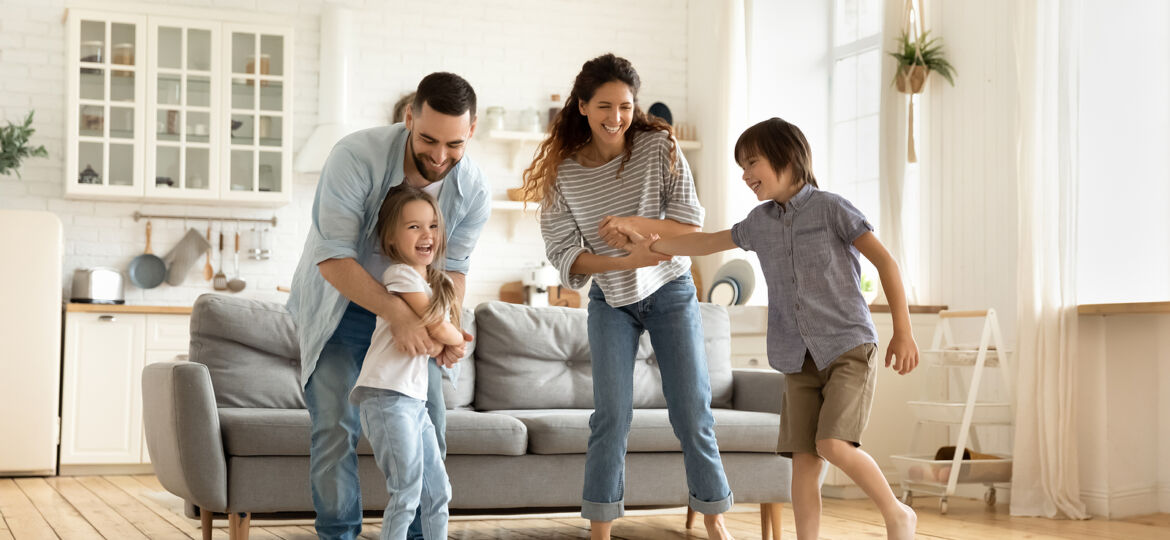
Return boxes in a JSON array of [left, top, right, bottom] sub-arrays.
[[61, 309, 190, 471], [65, 10, 292, 207], [60, 312, 145, 466]]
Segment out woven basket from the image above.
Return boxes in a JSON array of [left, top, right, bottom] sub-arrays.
[[896, 65, 929, 94]]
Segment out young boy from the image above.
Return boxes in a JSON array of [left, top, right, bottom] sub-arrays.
[[636, 117, 919, 539]]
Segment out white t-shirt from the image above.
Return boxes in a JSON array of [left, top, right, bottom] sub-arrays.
[[351, 264, 435, 402], [421, 179, 444, 198]]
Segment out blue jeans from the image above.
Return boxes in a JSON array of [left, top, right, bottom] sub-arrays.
[[305, 303, 449, 540], [581, 275, 734, 521], [359, 389, 451, 540]]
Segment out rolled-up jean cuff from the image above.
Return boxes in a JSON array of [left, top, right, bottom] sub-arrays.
[[581, 499, 624, 522], [689, 491, 734, 515]]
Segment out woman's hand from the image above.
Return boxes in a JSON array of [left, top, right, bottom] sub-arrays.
[[886, 332, 919, 375], [598, 215, 634, 250], [621, 231, 671, 269]]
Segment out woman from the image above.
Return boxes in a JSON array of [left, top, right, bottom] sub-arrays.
[[522, 53, 735, 540]]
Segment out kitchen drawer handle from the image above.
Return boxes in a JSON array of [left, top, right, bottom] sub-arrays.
[[748, 358, 759, 366], [98, 315, 117, 322]]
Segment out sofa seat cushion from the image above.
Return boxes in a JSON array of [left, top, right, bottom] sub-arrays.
[[219, 408, 528, 457], [494, 408, 781, 455]]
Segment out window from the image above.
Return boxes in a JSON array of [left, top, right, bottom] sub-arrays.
[[830, 0, 882, 280]]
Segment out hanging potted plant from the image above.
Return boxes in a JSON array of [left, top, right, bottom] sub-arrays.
[[889, 30, 956, 94], [0, 111, 49, 179]]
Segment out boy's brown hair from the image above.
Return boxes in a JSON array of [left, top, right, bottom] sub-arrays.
[[734, 117, 818, 188]]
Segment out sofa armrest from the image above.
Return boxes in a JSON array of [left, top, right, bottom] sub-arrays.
[[731, 368, 785, 414], [142, 361, 228, 512]]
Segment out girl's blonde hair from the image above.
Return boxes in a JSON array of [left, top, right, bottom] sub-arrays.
[[521, 53, 677, 208], [375, 185, 460, 328]]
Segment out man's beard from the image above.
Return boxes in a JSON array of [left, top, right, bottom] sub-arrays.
[[409, 137, 455, 183]]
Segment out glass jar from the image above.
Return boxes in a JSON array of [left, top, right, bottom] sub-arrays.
[[484, 106, 506, 132], [81, 40, 103, 63], [112, 43, 134, 65]]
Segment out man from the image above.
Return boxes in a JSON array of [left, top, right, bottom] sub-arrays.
[[287, 72, 490, 540]]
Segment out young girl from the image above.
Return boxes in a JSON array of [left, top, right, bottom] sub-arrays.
[[522, 53, 736, 540], [643, 117, 920, 540], [350, 185, 464, 540]]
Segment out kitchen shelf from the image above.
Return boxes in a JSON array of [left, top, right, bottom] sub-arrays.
[[483, 129, 700, 172]]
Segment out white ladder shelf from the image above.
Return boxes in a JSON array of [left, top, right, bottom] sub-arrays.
[[891, 308, 1014, 514]]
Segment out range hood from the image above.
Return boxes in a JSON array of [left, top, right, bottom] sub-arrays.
[[294, 4, 363, 173]]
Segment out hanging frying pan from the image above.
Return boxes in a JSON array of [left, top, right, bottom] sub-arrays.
[[127, 220, 167, 289]]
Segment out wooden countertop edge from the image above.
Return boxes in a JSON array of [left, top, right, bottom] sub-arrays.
[[868, 304, 948, 314], [1077, 301, 1170, 316], [66, 303, 193, 315]]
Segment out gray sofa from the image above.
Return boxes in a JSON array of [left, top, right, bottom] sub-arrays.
[[143, 294, 791, 539]]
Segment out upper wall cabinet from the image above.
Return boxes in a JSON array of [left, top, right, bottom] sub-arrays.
[[65, 10, 293, 207]]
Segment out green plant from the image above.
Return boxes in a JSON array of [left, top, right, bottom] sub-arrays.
[[0, 111, 49, 178], [888, 30, 956, 86], [860, 273, 875, 293]]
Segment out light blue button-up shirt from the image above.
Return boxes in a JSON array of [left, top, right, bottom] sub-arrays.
[[731, 184, 878, 373], [287, 124, 491, 388]]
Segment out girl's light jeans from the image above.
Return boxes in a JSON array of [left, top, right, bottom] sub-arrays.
[[581, 274, 734, 521], [359, 388, 451, 540]]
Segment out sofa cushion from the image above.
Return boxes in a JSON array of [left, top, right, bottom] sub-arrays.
[[218, 408, 527, 457], [441, 308, 477, 410], [190, 294, 304, 409], [496, 408, 780, 455], [472, 301, 732, 411]]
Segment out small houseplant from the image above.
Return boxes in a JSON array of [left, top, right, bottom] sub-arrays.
[[0, 111, 49, 178], [860, 273, 878, 305], [889, 30, 956, 94]]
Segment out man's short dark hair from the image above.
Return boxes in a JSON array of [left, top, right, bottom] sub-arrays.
[[412, 72, 477, 119]]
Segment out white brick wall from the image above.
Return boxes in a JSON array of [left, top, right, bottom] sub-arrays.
[[0, 0, 691, 307]]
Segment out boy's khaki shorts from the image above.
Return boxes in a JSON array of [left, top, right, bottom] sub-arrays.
[[778, 343, 878, 458]]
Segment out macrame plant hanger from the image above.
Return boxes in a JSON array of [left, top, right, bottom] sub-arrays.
[[898, 0, 926, 162]]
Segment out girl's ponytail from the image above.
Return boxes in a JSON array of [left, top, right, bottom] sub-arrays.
[[423, 266, 461, 329]]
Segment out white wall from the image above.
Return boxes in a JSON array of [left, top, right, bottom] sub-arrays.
[[1078, 313, 1170, 517], [916, 0, 1019, 337], [0, 0, 692, 307]]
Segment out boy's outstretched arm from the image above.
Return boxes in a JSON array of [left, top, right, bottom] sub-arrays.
[[621, 226, 737, 257], [854, 232, 919, 374]]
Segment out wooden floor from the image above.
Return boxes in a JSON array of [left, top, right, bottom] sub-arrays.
[[2, 475, 1168, 539]]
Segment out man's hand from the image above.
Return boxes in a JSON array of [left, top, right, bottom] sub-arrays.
[[435, 330, 473, 368], [390, 320, 438, 357], [599, 215, 634, 250], [886, 333, 919, 375]]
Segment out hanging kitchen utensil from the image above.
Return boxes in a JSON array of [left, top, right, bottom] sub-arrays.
[[127, 220, 167, 289], [163, 227, 212, 286], [227, 222, 247, 292], [212, 226, 229, 291], [203, 223, 214, 280]]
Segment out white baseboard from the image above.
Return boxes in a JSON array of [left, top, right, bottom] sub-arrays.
[[1081, 485, 1161, 518]]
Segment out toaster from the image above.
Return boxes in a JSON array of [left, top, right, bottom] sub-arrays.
[[71, 267, 126, 304]]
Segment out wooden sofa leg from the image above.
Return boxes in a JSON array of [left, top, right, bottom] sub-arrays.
[[685, 505, 696, 529], [228, 512, 251, 540], [760, 502, 783, 540], [199, 507, 213, 540]]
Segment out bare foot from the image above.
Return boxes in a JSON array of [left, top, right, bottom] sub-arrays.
[[703, 514, 735, 540], [885, 501, 917, 540]]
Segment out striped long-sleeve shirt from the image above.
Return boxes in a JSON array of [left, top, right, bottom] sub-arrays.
[[541, 129, 705, 307]]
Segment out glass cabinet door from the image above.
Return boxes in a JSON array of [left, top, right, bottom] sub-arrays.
[[146, 19, 219, 200], [223, 25, 290, 203], [67, 12, 146, 197]]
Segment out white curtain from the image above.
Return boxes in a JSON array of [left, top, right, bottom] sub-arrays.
[[1011, 0, 1088, 520], [686, 0, 748, 287], [877, 0, 918, 304]]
